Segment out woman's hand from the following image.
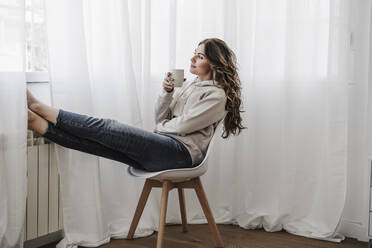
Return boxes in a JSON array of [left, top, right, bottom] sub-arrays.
[[163, 72, 187, 92], [163, 72, 175, 92]]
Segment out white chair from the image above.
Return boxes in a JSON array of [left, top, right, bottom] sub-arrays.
[[126, 119, 225, 248]]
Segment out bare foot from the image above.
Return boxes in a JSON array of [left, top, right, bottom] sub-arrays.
[[27, 89, 39, 108], [27, 89, 44, 115], [26, 89, 59, 124], [28, 110, 48, 135]]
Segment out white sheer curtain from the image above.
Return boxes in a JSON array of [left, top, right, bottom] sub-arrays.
[[0, 1, 27, 248], [45, 1, 153, 247], [44, 0, 351, 247], [217, 0, 350, 241]]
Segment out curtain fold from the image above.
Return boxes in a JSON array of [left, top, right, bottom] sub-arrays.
[[44, 0, 351, 247], [0, 73, 27, 248], [0, 1, 27, 247]]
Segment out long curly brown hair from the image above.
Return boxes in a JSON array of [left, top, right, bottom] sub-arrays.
[[199, 38, 246, 138]]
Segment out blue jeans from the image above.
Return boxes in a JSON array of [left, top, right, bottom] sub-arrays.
[[42, 110, 193, 172]]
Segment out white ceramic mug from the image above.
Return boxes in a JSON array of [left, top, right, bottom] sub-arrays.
[[171, 69, 184, 87]]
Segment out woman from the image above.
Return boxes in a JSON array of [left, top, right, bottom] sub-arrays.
[[27, 38, 245, 172]]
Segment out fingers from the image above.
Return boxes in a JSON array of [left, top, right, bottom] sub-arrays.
[[164, 82, 174, 92], [164, 72, 174, 82], [164, 81, 174, 88], [163, 72, 175, 92]]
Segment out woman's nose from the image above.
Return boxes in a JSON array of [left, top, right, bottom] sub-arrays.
[[190, 56, 196, 63]]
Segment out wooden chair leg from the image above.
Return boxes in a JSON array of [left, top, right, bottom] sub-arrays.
[[177, 187, 188, 232], [193, 177, 224, 248], [127, 179, 153, 239], [157, 180, 171, 248]]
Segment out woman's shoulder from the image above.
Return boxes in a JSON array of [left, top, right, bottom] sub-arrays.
[[190, 83, 226, 103], [194, 80, 225, 94], [180, 77, 225, 100]]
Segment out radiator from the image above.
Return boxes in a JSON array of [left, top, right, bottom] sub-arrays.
[[24, 131, 63, 244]]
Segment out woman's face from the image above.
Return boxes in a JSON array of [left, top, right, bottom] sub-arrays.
[[190, 44, 212, 80]]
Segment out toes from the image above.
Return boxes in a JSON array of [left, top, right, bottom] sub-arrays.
[[28, 110, 36, 122], [27, 110, 48, 135], [26, 89, 38, 107]]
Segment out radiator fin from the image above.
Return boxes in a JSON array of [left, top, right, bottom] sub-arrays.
[[25, 143, 63, 241]]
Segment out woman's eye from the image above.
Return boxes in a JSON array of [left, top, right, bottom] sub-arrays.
[[193, 52, 203, 59]]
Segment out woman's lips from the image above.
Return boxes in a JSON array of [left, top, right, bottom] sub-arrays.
[[191, 64, 196, 68]]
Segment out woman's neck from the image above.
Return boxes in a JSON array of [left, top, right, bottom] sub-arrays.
[[198, 72, 212, 82]]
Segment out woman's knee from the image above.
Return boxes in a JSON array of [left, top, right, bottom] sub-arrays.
[[84, 116, 111, 130]]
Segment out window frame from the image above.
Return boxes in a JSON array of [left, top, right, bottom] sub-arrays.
[[26, 71, 49, 83]]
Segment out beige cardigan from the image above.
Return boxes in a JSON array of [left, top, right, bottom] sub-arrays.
[[154, 78, 227, 166]]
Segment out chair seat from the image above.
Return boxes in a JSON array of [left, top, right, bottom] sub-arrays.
[[127, 162, 208, 182], [127, 116, 225, 183]]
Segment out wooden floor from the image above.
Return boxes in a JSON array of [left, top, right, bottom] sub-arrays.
[[43, 224, 367, 248]]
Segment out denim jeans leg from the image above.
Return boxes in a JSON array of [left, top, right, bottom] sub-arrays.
[[55, 110, 151, 162], [54, 110, 193, 171], [139, 134, 193, 172], [43, 121, 143, 169]]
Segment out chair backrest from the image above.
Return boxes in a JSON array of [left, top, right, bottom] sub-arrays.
[[197, 116, 225, 167], [127, 115, 226, 181]]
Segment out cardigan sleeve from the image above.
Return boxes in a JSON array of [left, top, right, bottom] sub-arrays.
[[155, 89, 226, 135]]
